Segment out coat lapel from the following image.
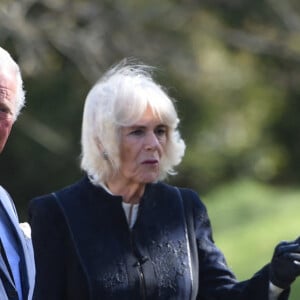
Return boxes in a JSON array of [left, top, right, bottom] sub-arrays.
[[0, 252, 15, 287], [17, 225, 35, 299], [0, 186, 35, 300], [0, 278, 9, 300]]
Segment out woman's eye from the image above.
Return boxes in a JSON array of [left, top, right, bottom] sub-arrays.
[[155, 127, 167, 136], [130, 129, 144, 136]]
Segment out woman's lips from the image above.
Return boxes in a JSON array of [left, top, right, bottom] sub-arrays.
[[142, 159, 158, 164]]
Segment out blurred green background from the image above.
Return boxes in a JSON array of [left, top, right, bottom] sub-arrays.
[[1, 0, 300, 297]]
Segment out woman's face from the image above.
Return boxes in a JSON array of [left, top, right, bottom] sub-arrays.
[[118, 106, 168, 185]]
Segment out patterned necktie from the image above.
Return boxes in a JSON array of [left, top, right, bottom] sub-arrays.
[[0, 237, 13, 279]]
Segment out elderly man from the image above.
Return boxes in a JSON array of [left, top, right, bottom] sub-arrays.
[[0, 47, 35, 299]]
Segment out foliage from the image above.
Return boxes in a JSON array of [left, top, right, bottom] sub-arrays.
[[0, 0, 300, 210], [204, 179, 300, 299], [1, 3, 300, 297]]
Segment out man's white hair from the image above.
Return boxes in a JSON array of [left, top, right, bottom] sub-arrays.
[[0, 47, 25, 120]]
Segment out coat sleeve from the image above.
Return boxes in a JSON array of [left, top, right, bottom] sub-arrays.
[[180, 188, 290, 300], [28, 194, 68, 300]]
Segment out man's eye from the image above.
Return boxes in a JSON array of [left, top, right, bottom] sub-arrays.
[[0, 106, 13, 120], [0, 103, 12, 113]]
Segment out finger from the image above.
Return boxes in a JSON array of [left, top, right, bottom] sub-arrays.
[[284, 253, 300, 261], [276, 243, 300, 256], [292, 260, 300, 275]]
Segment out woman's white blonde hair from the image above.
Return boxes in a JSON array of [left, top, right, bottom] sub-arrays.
[[80, 59, 186, 185]]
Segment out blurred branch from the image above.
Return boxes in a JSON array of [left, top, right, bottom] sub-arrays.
[[16, 113, 71, 155], [217, 27, 300, 63], [267, 0, 300, 32]]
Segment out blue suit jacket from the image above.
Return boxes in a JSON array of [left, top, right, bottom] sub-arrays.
[[0, 186, 35, 300]]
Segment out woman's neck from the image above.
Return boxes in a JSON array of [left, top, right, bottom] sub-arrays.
[[106, 180, 145, 204]]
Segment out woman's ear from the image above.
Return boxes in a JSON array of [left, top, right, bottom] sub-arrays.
[[94, 136, 109, 161]]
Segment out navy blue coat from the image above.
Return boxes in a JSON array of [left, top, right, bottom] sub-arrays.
[[29, 177, 289, 300]]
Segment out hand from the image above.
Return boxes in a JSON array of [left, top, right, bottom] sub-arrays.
[[270, 238, 300, 289]]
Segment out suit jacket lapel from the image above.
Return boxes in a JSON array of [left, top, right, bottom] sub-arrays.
[[16, 226, 35, 299], [0, 186, 35, 299], [0, 187, 16, 281], [0, 252, 15, 287], [0, 278, 9, 300]]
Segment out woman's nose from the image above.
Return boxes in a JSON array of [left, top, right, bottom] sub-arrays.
[[145, 132, 159, 150]]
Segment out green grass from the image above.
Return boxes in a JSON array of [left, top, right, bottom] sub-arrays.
[[203, 179, 300, 299]]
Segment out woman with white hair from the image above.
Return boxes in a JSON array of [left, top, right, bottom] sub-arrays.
[[29, 59, 300, 300]]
